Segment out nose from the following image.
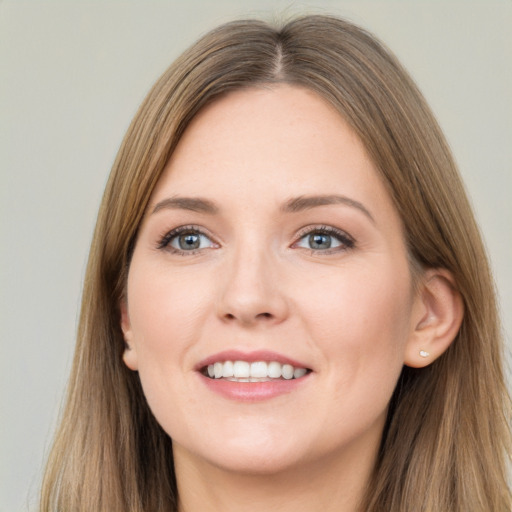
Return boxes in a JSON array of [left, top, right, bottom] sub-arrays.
[[217, 243, 289, 327]]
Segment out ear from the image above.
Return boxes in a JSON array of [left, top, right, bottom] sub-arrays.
[[120, 299, 139, 371], [404, 269, 464, 368]]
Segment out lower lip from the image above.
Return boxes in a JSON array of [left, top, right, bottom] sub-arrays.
[[199, 373, 309, 402]]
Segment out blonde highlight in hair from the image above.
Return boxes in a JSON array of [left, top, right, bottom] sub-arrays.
[[41, 15, 511, 511]]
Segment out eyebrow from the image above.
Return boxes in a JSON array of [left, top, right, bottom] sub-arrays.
[[151, 194, 374, 223], [282, 195, 375, 223], [152, 196, 219, 215]]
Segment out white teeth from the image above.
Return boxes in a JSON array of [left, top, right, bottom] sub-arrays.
[[233, 361, 250, 378], [205, 360, 309, 380], [293, 367, 307, 379], [213, 362, 223, 379], [268, 361, 282, 378], [250, 361, 267, 378], [222, 360, 234, 377], [282, 364, 294, 380]]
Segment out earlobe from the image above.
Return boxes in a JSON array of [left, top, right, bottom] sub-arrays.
[[404, 269, 464, 368], [120, 300, 139, 371]]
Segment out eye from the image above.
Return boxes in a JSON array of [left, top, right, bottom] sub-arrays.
[[158, 226, 216, 254], [294, 226, 354, 252], [171, 232, 212, 251]]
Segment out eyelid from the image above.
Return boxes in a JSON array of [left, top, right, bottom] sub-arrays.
[[157, 224, 219, 254], [292, 225, 355, 252], [155, 223, 354, 255]]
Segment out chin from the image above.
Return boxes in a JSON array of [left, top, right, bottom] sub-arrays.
[[173, 425, 310, 476], [200, 446, 306, 476]]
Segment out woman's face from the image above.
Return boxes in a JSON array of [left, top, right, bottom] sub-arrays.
[[121, 85, 422, 475]]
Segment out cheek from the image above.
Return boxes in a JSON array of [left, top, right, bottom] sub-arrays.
[[302, 259, 411, 328], [296, 259, 413, 379], [125, 265, 216, 434], [299, 264, 412, 433], [126, 265, 214, 366]]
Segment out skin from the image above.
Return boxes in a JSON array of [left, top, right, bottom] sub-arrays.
[[120, 86, 458, 511]]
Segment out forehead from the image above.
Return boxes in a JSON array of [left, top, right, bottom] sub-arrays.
[[151, 85, 395, 220]]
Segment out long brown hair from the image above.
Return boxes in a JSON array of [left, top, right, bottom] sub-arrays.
[[41, 15, 511, 511]]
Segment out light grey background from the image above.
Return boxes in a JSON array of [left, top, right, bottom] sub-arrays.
[[1, 1, 511, 510]]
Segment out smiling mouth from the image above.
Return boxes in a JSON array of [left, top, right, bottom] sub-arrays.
[[201, 360, 311, 382]]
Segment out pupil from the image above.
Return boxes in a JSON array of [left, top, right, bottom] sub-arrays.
[[179, 233, 200, 250], [310, 233, 331, 249]]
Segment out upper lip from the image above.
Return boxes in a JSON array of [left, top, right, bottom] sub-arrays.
[[195, 350, 311, 371]]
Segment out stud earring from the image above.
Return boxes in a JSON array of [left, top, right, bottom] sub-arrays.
[[419, 350, 430, 358]]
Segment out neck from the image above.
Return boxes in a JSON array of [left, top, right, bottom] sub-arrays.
[[174, 437, 379, 512]]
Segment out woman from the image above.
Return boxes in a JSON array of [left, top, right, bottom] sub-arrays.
[[40, 15, 511, 511]]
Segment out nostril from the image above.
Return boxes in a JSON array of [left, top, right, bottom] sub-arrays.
[[224, 311, 273, 322]]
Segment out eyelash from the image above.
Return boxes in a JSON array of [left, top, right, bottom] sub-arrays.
[[293, 225, 355, 254], [156, 224, 355, 256], [157, 225, 216, 255]]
